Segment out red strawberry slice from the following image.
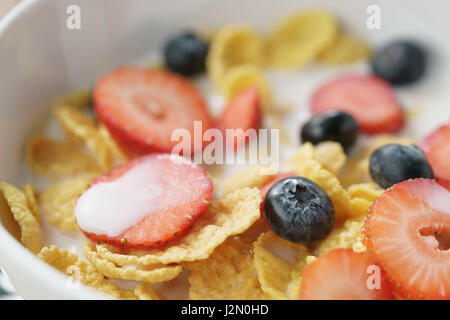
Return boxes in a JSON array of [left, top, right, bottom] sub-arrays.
[[259, 172, 296, 215], [76, 153, 213, 249], [93, 67, 214, 156], [299, 249, 394, 300], [420, 122, 450, 182], [218, 86, 261, 150], [363, 179, 450, 299], [311, 75, 405, 135]]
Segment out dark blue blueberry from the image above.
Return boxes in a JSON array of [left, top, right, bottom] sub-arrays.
[[371, 41, 426, 85], [263, 177, 335, 243], [301, 111, 359, 151], [164, 32, 208, 77], [369, 144, 434, 189]]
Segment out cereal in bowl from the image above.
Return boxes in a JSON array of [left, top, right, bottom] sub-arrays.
[[2, 9, 449, 300]]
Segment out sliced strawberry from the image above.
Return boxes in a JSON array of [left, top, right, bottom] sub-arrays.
[[420, 122, 450, 182], [93, 67, 214, 156], [298, 249, 394, 300], [259, 172, 297, 215], [311, 75, 405, 135], [76, 153, 213, 249], [218, 86, 261, 150], [363, 179, 450, 299]]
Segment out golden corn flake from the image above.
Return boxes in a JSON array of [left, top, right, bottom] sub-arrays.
[[26, 135, 99, 176], [305, 255, 317, 265], [221, 166, 275, 196], [40, 246, 133, 299], [347, 183, 384, 218], [0, 182, 42, 254], [40, 174, 96, 231], [288, 143, 353, 220], [285, 141, 315, 168], [134, 282, 161, 300], [287, 253, 314, 299], [39, 245, 161, 300], [319, 33, 371, 65], [313, 141, 347, 175], [241, 215, 272, 240], [53, 90, 91, 111], [67, 260, 138, 299], [53, 104, 112, 172], [23, 184, 41, 222], [98, 124, 129, 165], [38, 245, 79, 272], [267, 10, 337, 69], [207, 24, 264, 90], [96, 187, 262, 266], [220, 64, 272, 113], [349, 197, 373, 218], [253, 231, 310, 299], [347, 183, 384, 201], [314, 215, 365, 256], [83, 240, 182, 283], [184, 236, 268, 300]]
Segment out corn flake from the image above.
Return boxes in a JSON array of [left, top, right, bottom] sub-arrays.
[[83, 240, 182, 283], [285, 141, 315, 168], [26, 135, 99, 176], [305, 255, 317, 265], [349, 197, 373, 218], [98, 124, 129, 166], [220, 64, 272, 112], [253, 231, 310, 299], [38, 245, 144, 299], [313, 141, 346, 175], [221, 166, 275, 196], [314, 215, 366, 256], [40, 174, 96, 231], [134, 282, 161, 300], [23, 184, 41, 222], [267, 10, 337, 69], [0, 182, 42, 254], [53, 104, 112, 172], [287, 253, 313, 299], [207, 25, 264, 90], [288, 143, 353, 220], [184, 236, 268, 300], [348, 183, 384, 201], [347, 183, 384, 218], [53, 90, 91, 111], [319, 33, 371, 65], [38, 245, 79, 272], [95, 187, 261, 266], [67, 260, 138, 299]]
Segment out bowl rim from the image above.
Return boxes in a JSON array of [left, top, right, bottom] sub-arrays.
[[0, 0, 107, 300]]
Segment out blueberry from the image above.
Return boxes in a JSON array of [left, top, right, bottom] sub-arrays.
[[263, 177, 335, 243], [371, 41, 426, 85], [369, 144, 434, 189], [164, 32, 208, 77], [301, 111, 359, 151]]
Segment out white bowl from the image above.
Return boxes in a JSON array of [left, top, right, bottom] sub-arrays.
[[0, 0, 449, 299]]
